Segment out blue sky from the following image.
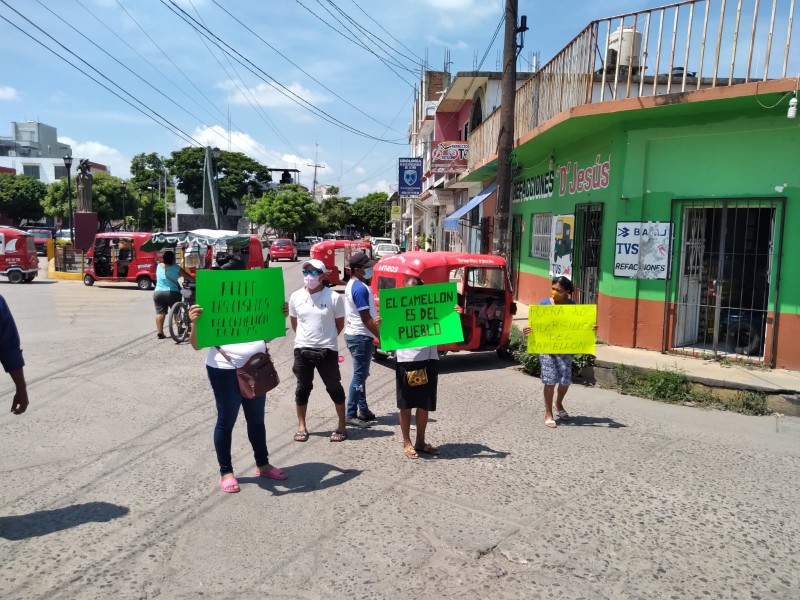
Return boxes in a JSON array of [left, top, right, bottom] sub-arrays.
[[0, 0, 658, 196]]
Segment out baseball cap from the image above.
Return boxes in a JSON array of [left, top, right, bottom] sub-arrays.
[[349, 251, 377, 270], [301, 258, 327, 273]]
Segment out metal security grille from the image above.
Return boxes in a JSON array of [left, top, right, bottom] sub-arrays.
[[669, 198, 784, 364], [574, 203, 603, 305], [510, 215, 523, 298], [531, 212, 552, 259], [480, 216, 493, 255]]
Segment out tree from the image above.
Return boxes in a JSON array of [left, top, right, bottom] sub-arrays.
[[42, 172, 128, 230], [319, 194, 352, 233], [246, 184, 320, 236], [165, 147, 271, 215], [351, 191, 389, 235], [0, 173, 46, 224]]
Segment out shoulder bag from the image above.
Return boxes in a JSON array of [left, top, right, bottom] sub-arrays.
[[216, 343, 280, 399]]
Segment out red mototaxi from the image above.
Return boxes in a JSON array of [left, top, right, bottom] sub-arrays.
[[0, 226, 39, 283], [311, 239, 372, 287], [84, 232, 161, 289], [370, 251, 517, 356]]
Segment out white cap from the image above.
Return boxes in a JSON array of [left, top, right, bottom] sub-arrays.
[[301, 258, 327, 273]]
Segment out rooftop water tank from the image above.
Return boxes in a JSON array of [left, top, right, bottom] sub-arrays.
[[606, 26, 642, 69]]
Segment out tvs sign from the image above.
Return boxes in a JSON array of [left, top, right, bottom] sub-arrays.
[[430, 141, 469, 174], [614, 222, 672, 279]]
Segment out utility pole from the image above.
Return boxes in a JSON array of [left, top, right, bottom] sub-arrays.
[[492, 0, 524, 261], [307, 142, 325, 200]]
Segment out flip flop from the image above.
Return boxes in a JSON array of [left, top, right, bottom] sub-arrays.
[[545, 418, 557, 428], [556, 410, 570, 421], [330, 430, 347, 442], [219, 476, 240, 493], [414, 443, 440, 455], [256, 466, 288, 480], [293, 430, 309, 442], [157, 333, 167, 339], [403, 445, 419, 459]]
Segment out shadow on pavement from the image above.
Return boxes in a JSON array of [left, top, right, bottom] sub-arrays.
[[564, 415, 627, 428], [0, 501, 130, 541], [431, 443, 510, 460], [239, 463, 362, 495]]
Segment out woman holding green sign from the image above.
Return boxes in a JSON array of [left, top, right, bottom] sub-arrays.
[[395, 276, 462, 459]]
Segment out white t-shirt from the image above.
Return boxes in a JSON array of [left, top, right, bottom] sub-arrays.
[[344, 278, 377, 338], [395, 345, 439, 363], [288, 286, 345, 350], [206, 341, 267, 369]]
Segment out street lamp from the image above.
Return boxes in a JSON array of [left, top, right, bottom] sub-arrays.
[[147, 178, 157, 231], [63, 155, 73, 244], [212, 147, 221, 227], [137, 190, 143, 232], [120, 180, 127, 231]]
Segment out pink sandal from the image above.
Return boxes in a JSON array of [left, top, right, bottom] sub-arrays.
[[219, 476, 240, 493], [256, 466, 288, 480]]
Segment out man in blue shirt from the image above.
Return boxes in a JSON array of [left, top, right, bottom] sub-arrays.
[[343, 251, 380, 428], [0, 295, 29, 415]]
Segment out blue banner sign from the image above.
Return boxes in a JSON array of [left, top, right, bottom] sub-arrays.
[[398, 157, 423, 196]]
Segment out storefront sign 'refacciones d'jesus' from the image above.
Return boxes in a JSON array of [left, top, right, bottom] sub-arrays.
[[614, 222, 672, 279]]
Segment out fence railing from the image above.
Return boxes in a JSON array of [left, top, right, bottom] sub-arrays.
[[468, 0, 798, 170]]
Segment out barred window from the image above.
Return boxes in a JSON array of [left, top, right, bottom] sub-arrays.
[[531, 213, 552, 259]]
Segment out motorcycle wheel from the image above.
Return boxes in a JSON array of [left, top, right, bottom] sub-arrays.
[[726, 322, 761, 356]]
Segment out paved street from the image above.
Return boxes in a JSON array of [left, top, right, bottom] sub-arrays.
[[0, 263, 798, 599]]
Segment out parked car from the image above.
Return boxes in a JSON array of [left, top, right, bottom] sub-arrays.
[[296, 236, 321, 256], [56, 228, 74, 242], [22, 226, 55, 255], [267, 238, 297, 261], [374, 243, 400, 260], [371, 237, 392, 246]]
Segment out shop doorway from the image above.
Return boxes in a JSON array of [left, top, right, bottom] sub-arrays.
[[574, 203, 603, 304], [672, 201, 783, 362]]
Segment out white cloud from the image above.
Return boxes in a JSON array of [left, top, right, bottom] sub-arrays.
[[58, 136, 130, 178], [356, 179, 393, 195], [354, 166, 366, 175], [217, 80, 330, 110], [0, 85, 20, 101], [427, 35, 469, 50]]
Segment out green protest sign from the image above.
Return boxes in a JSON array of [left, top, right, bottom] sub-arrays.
[[379, 281, 464, 351], [527, 304, 597, 355], [194, 268, 286, 348]]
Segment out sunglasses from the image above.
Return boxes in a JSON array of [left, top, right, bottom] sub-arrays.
[[302, 269, 322, 276]]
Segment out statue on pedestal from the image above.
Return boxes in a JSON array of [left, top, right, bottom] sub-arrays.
[[76, 159, 93, 212]]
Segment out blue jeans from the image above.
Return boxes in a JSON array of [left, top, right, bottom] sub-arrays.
[[206, 366, 269, 476], [344, 334, 374, 418]]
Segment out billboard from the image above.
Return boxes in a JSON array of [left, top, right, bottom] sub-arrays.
[[430, 141, 469, 174], [614, 222, 672, 279], [398, 157, 423, 196]]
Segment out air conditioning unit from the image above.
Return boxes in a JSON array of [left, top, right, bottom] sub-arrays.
[[606, 26, 642, 70]]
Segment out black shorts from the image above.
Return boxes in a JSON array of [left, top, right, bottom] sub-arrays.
[[153, 290, 181, 314]]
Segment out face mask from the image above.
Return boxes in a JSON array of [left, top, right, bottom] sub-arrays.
[[551, 289, 559, 299], [304, 274, 321, 288], [363, 267, 374, 279]]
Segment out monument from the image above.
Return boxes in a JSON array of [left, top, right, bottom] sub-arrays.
[[73, 158, 98, 251]]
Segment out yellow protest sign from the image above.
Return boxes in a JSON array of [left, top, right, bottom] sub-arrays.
[[527, 304, 597, 355]]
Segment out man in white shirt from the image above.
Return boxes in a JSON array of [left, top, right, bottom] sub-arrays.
[[343, 251, 380, 428], [288, 259, 348, 442]]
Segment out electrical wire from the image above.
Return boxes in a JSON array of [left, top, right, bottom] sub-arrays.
[[186, 0, 302, 159], [113, 0, 229, 125], [162, 0, 406, 145], [0, 10, 201, 148], [349, 0, 424, 64], [209, 0, 404, 136], [293, 0, 416, 89]]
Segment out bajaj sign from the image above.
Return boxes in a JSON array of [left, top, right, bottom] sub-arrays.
[[398, 158, 422, 196]]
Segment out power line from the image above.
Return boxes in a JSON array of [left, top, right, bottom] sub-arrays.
[[0, 9, 200, 148], [210, 0, 404, 136], [113, 0, 230, 126], [186, 0, 302, 159], [349, 0, 425, 64], [162, 0, 406, 145], [293, 0, 416, 88], [31, 0, 254, 160]]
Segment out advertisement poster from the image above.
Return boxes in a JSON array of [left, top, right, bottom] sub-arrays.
[[379, 282, 464, 351], [550, 214, 574, 278], [430, 141, 469, 173], [398, 157, 423, 196], [194, 269, 286, 348], [614, 222, 672, 279], [527, 304, 597, 355]]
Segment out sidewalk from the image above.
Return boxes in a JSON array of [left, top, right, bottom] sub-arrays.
[[512, 302, 800, 414]]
